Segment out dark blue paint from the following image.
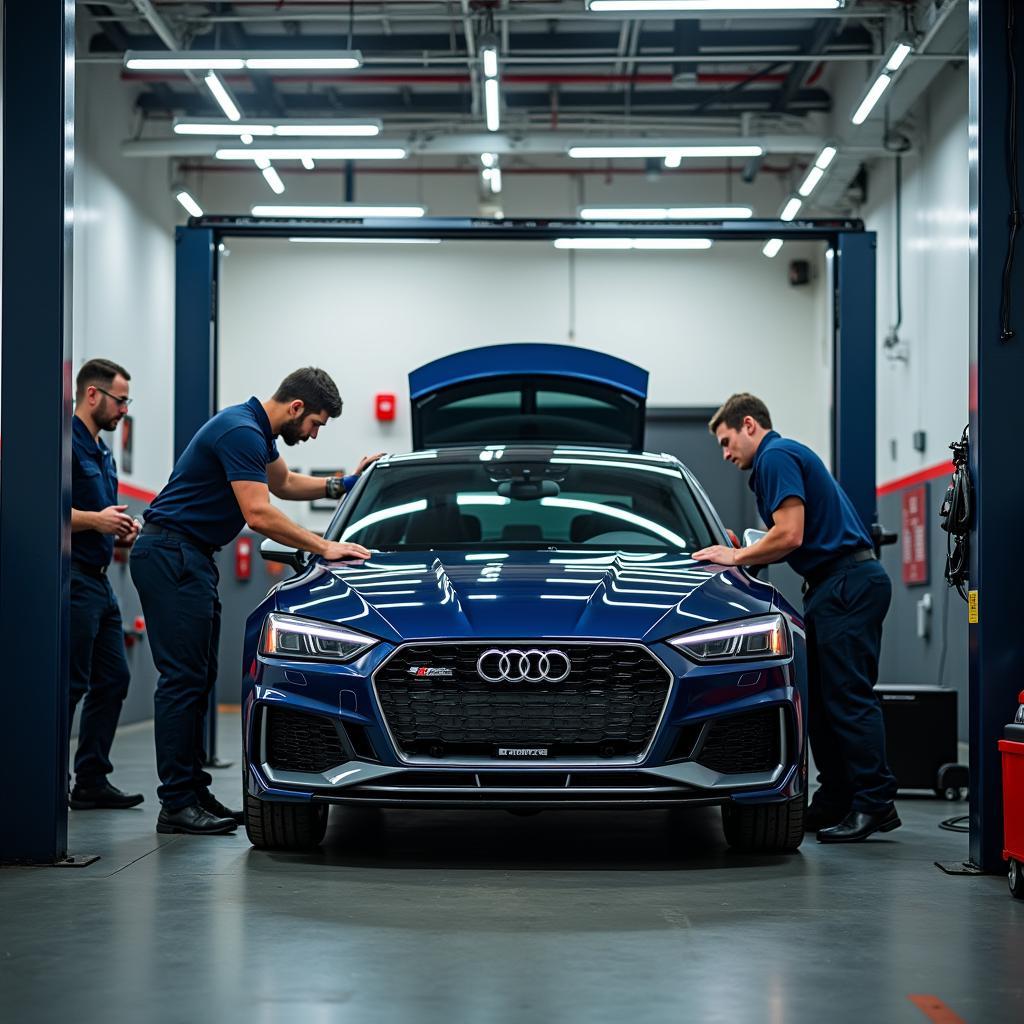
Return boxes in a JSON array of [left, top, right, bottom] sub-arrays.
[[409, 344, 649, 401], [968, 0, 1024, 871], [0, 0, 75, 863], [834, 231, 878, 535]]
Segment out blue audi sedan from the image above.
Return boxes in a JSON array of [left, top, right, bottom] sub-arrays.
[[241, 345, 808, 853]]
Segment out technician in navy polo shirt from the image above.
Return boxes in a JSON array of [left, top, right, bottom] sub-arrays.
[[694, 393, 899, 844], [69, 359, 144, 811], [130, 367, 378, 836]]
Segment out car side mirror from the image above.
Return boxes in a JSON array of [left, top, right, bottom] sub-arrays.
[[260, 537, 307, 571], [741, 528, 768, 579]]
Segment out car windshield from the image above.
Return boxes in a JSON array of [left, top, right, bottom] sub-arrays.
[[330, 453, 716, 552]]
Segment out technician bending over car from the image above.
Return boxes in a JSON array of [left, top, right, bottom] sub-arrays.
[[130, 368, 379, 836], [694, 393, 899, 844]]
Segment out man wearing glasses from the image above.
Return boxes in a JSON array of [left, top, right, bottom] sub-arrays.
[[68, 359, 144, 810]]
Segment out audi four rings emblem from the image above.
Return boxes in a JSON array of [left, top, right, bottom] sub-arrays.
[[476, 648, 572, 684]]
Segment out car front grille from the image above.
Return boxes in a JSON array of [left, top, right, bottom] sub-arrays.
[[265, 707, 348, 773], [696, 706, 781, 774], [374, 642, 671, 759]]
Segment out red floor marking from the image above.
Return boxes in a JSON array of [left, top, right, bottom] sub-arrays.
[[908, 995, 967, 1024]]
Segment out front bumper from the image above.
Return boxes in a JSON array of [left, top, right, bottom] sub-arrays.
[[242, 637, 806, 811]]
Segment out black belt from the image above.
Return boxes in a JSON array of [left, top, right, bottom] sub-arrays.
[[803, 548, 877, 590], [71, 560, 108, 579], [142, 522, 219, 559]]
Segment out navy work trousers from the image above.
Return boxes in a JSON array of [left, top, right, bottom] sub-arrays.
[[129, 532, 220, 811], [70, 569, 131, 788], [803, 558, 898, 815]]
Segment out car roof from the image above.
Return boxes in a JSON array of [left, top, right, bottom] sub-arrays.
[[375, 444, 683, 468]]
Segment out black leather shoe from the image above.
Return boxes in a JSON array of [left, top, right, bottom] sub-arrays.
[[69, 782, 145, 810], [817, 806, 901, 843], [198, 791, 244, 825], [156, 803, 238, 835], [805, 803, 848, 832]]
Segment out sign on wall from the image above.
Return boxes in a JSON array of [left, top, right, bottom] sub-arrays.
[[901, 484, 929, 586]]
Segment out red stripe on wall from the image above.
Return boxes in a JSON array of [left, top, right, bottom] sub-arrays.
[[118, 481, 158, 504], [876, 461, 954, 498]]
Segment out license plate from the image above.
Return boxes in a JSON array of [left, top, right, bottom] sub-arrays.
[[496, 747, 549, 758]]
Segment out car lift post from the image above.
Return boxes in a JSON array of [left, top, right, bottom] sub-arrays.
[[967, 0, 1024, 872], [0, 0, 76, 863]]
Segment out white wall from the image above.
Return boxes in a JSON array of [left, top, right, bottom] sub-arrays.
[[867, 64, 970, 485], [218, 235, 831, 527], [72, 62, 177, 495]]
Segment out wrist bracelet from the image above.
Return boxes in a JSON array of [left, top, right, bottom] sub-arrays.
[[325, 476, 344, 500]]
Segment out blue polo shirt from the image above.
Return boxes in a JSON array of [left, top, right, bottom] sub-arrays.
[[145, 397, 282, 549], [749, 430, 873, 577], [71, 415, 119, 568]]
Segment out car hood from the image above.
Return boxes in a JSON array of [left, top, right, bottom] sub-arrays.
[[273, 550, 776, 644]]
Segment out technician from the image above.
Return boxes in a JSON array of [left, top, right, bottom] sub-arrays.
[[69, 359, 144, 811], [693, 393, 899, 844], [130, 368, 379, 836]]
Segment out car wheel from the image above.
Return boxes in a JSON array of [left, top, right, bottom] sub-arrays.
[[1010, 858, 1024, 900], [721, 791, 806, 853], [244, 793, 329, 851]]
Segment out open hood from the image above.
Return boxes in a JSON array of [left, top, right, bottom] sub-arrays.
[[408, 343, 649, 451]]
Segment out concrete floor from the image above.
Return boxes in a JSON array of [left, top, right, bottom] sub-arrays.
[[1, 713, 1020, 1024]]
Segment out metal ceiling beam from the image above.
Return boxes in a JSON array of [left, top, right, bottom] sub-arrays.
[[135, 86, 831, 118]]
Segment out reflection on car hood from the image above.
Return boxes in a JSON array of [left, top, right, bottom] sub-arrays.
[[274, 550, 776, 643]]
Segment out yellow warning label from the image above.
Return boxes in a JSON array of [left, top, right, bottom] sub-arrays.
[[968, 590, 979, 624]]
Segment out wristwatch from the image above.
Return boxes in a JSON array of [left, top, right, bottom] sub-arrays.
[[325, 476, 345, 500]]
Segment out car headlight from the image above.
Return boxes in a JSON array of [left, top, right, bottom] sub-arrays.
[[669, 613, 790, 663], [261, 612, 377, 663]]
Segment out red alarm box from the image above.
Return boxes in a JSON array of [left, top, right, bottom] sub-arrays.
[[375, 392, 397, 421], [236, 536, 253, 581]]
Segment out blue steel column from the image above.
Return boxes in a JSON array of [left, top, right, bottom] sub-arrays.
[[967, 0, 1024, 872], [174, 227, 224, 762], [833, 231, 878, 533], [0, 1, 75, 861]]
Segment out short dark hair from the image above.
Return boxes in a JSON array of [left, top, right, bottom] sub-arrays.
[[708, 393, 773, 433], [76, 358, 130, 402], [273, 367, 343, 418]]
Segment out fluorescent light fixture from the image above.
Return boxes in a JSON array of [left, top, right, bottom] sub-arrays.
[[664, 152, 682, 168], [482, 46, 499, 79], [851, 73, 892, 125], [586, 1, 840, 10], [125, 54, 245, 70], [484, 77, 501, 132], [288, 237, 441, 245], [814, 145, 837, 169], [240, 133, 254, 145], [216, 147, 406, 161], [125, 50, 363, 71], [254, 155, 271, 170], [174, 119, 381, 137], [762, 238, 784, 259], [568, 144, 763, 159], [886, 41, 914, 72], [262, 166, 285, 194], [798, 165, 824, 197], [780, 197, 803, 221], [301, 156, 315, 170], [205, 72, 241, 122], [554, 237, 713, 251], [579, 206, 753, 220], [175, 190, 203, 217], [484, 167, 503, 194], [252, 204, 427, 217], [481, 152, 497, 168]]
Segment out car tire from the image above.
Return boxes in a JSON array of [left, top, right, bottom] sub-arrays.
[[244, 793, 329, 851], [721, 792, 806, 853]]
